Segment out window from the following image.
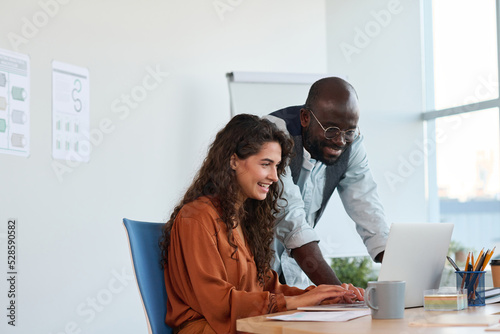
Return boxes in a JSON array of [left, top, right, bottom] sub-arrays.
[[432, 0, 498, 110], [425, 0, 500, 253]]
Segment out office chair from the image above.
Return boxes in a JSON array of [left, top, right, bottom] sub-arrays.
[[123, 218, 172, 334]]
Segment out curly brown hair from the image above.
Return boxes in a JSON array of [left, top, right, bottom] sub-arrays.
[[159, 114, 294, 285]]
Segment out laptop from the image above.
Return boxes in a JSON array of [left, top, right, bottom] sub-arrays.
[[377, 223, 454, 308], [299, 222, 453, 311]]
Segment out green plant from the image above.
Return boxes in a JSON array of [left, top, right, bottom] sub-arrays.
[[330, 256, 377, 289]]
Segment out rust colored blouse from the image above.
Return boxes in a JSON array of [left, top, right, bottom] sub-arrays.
[[164, 196, 307, 334]]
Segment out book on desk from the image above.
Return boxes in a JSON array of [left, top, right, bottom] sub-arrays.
[[486, 287, 500, 304]]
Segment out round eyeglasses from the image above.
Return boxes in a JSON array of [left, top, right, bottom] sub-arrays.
[[308, 109, 360, 142]]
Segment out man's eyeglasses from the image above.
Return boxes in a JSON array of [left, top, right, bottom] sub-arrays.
[[308, 109, 360, 142]]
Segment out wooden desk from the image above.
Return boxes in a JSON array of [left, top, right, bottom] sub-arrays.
[[237, 304, 500, 334]]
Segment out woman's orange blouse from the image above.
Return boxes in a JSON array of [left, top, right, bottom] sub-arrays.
[[164, 196, 308, 333]]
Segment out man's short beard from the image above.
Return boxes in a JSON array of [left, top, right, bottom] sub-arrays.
[[303, 127, 339, 166]]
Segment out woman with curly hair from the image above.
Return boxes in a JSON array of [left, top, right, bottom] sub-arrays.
[[160, 114, 357, 334]]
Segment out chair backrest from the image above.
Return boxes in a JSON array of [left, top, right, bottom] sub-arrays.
[[123, 218, 172, 334]]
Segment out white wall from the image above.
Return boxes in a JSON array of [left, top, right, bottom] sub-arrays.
[[0, 1, 327, 333], [317, 0, 427, 257]]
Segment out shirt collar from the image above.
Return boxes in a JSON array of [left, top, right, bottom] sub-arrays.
[[302, 147, 322, 170]]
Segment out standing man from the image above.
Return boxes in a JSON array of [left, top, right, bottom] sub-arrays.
[[266, 77, 389, 288]]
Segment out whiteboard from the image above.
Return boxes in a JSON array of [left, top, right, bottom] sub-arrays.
[[226, 71, 368, 259], [227, 71, 328, 117]]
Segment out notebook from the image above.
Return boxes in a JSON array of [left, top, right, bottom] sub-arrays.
[[298, 301, 368, 311], [299, 222, 453, 311], [378, 223, 454, 308]]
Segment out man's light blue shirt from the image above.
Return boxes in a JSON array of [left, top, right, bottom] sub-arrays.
[[296, 150, 325, 228], [268, 116, 389, 288]]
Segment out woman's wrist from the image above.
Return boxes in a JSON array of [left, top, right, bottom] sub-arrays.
[[284, 295, 298, 310]]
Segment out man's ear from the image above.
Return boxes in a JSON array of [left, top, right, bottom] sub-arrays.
[[300, 108, 310, 128], [230, 153, 238, 170]]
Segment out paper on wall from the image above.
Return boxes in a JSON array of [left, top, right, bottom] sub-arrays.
[[0, 48, 30, 157], [52, 60, 90, 162]]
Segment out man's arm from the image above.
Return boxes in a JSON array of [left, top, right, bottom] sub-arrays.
[[374, 251, 384, 263], [338, 135, 390, 260], [291, 241, 342, 286]]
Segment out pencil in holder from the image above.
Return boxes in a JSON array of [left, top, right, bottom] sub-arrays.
[[455, 271, 486, 306]]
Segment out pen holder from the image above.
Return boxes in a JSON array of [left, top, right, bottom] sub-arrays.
[[455, 271, 486, 306]]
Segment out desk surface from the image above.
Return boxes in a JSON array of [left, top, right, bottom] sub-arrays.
[[237, 304, 500, 334]]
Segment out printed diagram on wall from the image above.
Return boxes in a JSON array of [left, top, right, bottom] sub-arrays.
[[0, 48, 30, 157], [52, 61, 90, 162]]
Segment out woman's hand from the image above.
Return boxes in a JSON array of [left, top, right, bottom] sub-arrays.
[[340, 283, 365, 303], [284, 285, 356, 310]]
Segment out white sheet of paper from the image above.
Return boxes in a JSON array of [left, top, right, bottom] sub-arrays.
[[267, 310, 371, 322]]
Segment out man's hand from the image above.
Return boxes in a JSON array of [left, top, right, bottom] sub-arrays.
[[291, 242, 369, 302]]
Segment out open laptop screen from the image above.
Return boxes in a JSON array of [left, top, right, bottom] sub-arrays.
[[377, 223, 454, 308]]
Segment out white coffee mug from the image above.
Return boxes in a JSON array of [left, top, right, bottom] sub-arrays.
[[365, 281, 406, 319]]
